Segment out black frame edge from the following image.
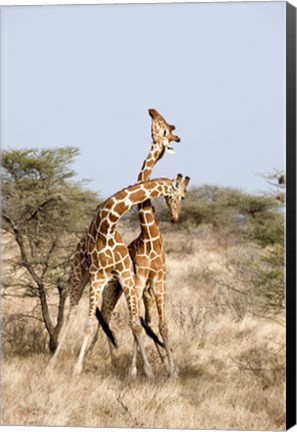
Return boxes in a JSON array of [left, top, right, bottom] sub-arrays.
[[286, 1, 297, 430]]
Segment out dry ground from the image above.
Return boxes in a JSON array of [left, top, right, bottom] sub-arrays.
[[1, 225, 285, 429]]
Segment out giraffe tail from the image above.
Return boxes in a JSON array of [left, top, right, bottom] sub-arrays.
[[140, 317, 165, 348], [95, 307, 118, 349]]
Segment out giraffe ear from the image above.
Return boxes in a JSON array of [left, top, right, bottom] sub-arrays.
[[173, 174, 183, 190], [176, 173, 183, 184], [183, 176, 191, 188]]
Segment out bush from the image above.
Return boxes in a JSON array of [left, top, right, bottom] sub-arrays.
[[168, 184, 285, 312], [2, 314, 47, 356], [156, 185, 282, 237]]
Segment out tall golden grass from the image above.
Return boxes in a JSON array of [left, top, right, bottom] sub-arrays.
[[1, 226, 285, 429]]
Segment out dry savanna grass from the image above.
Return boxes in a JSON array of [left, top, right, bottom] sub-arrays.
[[1, 226, 285, 429]]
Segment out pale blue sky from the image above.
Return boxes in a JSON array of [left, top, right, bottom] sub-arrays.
[[1, 2, 285, 197]]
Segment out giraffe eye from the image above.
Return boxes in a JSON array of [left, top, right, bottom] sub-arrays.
[[163, 130, 167, 137]]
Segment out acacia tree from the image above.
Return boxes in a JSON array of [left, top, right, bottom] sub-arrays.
[[2, 147, 99, 352]]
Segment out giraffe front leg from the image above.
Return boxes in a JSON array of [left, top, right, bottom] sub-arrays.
[[73, 274, 107, 376], [153, 276, 178, 379]]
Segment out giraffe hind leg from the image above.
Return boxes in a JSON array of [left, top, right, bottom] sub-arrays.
[[127, 274, 154, 379], [140, 317, 164, 349], [153, 277, 178, 378], [142, 286, 166, 363], [72, 274, 107, 376], [115, 269, 154, 379], [87, 280, 123, 362], [95, 307, 118, 348]]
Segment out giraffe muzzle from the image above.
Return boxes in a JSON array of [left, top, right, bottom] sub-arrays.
[[166, 144, 176, 155], [171, 135, 181, 143]]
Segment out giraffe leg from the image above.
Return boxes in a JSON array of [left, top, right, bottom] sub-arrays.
[[127, 279, 148, 379], [73, 274, 107, 376], [87, 280, 123, 366], [119, 270, 154, 379], [131, 276, 154, 379], [128, 335, 138, 378], [143, 287, 166, 364], [85, 321, 100, 358], [102, 280, 123, 366], [153, 275, 178, 379]]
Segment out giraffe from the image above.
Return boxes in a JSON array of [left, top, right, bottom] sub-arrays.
[[50, 108, 183, 372], [53, 175, 190, 378], [97, 109, 190, 378]]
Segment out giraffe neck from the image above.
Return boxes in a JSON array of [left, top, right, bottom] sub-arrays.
[[137, 140, 164, 183], [90, 179, 172, 238], [137, 139, 164, 232]]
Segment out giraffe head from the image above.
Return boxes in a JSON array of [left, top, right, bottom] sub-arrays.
[[165, 174, 190, 223], [148, 109, 180, 156]]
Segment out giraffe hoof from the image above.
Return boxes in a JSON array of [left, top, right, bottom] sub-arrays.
[[169, 368, 179, 379], [128, 366, 137, 378], [144, 365, 154, 380], [47, 357, 56, 369], [72, 363, 83, 376]]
